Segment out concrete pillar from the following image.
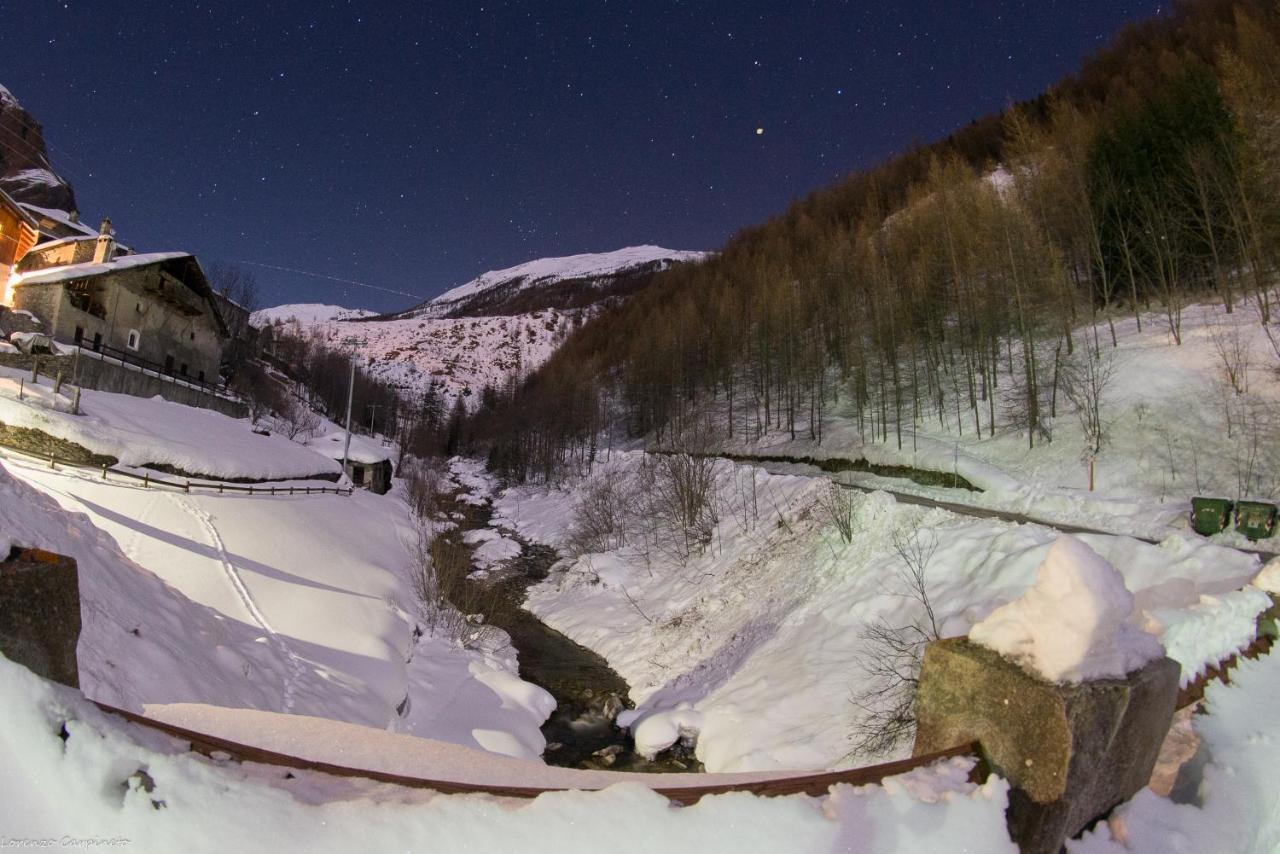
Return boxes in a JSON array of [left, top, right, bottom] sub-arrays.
[[913, 637, 1179, 854]]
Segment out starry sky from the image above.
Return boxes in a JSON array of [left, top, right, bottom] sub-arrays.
[[1, 1, 1165, 312]]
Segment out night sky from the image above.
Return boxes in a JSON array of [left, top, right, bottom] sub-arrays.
[[2, 1, 1165, 312]]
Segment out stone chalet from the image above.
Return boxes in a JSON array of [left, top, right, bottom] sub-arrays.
[[11, 221, 229, 384]]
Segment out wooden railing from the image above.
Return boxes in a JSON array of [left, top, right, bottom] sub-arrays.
[[86, 699, 981, 805]]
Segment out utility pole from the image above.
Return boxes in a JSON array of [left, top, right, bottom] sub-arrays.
[[340, 337, 366, 477], [366, 403, 381, 437]]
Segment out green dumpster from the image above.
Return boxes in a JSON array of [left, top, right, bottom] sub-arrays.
[[1234, 501, 1278, 541], [1190, 497, 1233, 536]]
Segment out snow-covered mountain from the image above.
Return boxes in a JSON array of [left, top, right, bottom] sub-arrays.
[[0, 84, 76, 211], [393, 245, 709, 320], [252, 246, 707, 402], [250, 303, 378, 327]]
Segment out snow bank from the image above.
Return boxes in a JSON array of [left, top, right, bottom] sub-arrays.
[[1144, 587, 1272, 686], [627, 705, 706, 760], [969, 537, 1165, 683], [0, 372, 339, 479], [1072, 652, 1280, 854], [0, 654, 1018, 854]]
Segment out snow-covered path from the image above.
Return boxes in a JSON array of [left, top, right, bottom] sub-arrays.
[[170, 495, 307, 713], [748, 456, 1276, 561]]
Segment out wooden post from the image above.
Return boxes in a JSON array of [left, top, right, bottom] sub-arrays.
[[54, 371, 64, 396], [143, 472, 149, 488], [48, 454, 55, 469], [101, 464, 108, 479], [185, 480, 191, 493], [72, 387, 81, 415], [248, 486, 254, 496], [31, 356, 38, 383], [18, 378, 24, 400]]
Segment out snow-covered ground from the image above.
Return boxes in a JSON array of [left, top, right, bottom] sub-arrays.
[[730, 297, 1280, 553], [0, 651, 1017, 854], [491, 451, 1267, 773], [0, 364, 340, 480], [0, 376, 555, 762]]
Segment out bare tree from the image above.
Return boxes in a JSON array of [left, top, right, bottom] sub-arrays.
[[817, 482, 858, 544], [1207, 310, 1254, 396], [277, 396, 322, 442], [848, 522, 941, 757], [1060, 332, 1117, 491]]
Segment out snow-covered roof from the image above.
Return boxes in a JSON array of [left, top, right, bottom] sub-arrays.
[[0, 83, 16, 107], [13, 251, 192, 287], [309, 430, 393, 464], [430, 245, 710, 306], [18, 202, 99, 238], [23, 234, 96, 253]]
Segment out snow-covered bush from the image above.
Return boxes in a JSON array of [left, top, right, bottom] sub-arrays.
[[566, 464, 637, 555]]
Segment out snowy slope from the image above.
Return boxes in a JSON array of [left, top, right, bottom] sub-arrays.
[[249, 247, 706, 403], [492, 452, 1265, 773], [728, 295, 1280, 553], [0, 365, 340, 480], [0, 378, 554, 758]]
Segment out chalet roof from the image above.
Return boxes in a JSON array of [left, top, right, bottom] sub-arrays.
[[18, 203, 98, 239], [13, 251, 191, 286], [12, 252, 230, 337], [309, 430, 393, 465]]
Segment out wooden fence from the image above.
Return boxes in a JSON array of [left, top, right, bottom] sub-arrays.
[[0, 440, 351, 497]]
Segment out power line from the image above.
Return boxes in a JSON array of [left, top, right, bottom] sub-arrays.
[[233, 259, 427, 302]]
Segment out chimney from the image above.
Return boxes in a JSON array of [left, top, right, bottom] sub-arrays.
[[93, 216, 115, 264]]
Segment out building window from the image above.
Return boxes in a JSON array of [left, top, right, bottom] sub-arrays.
[[126, 329, 140, 351], [179, 362, 188, 376], [74, 326, 84, 345]]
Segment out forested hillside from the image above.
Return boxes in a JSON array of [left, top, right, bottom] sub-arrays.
[[470, 0, 1280, 482]]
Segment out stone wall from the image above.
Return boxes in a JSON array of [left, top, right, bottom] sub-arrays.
[[0, 351, 247, 419]]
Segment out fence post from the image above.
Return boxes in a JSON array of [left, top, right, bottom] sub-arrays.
[[53, 371, 64, 396], [72, 387, 81, 415], [143, 472, 149, 489], [101, 464, 107, 480], [31, 356, 38, 383], [270, 486, 275, 496], [18, 378, 24, 400], [218, 483, 223, 494], [185, 480, 190, 493], [248, 486, 253, 496], [48, 454, 55, 470]]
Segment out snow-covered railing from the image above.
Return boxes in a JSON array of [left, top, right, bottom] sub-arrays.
[[84, 698, 981, 804]]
